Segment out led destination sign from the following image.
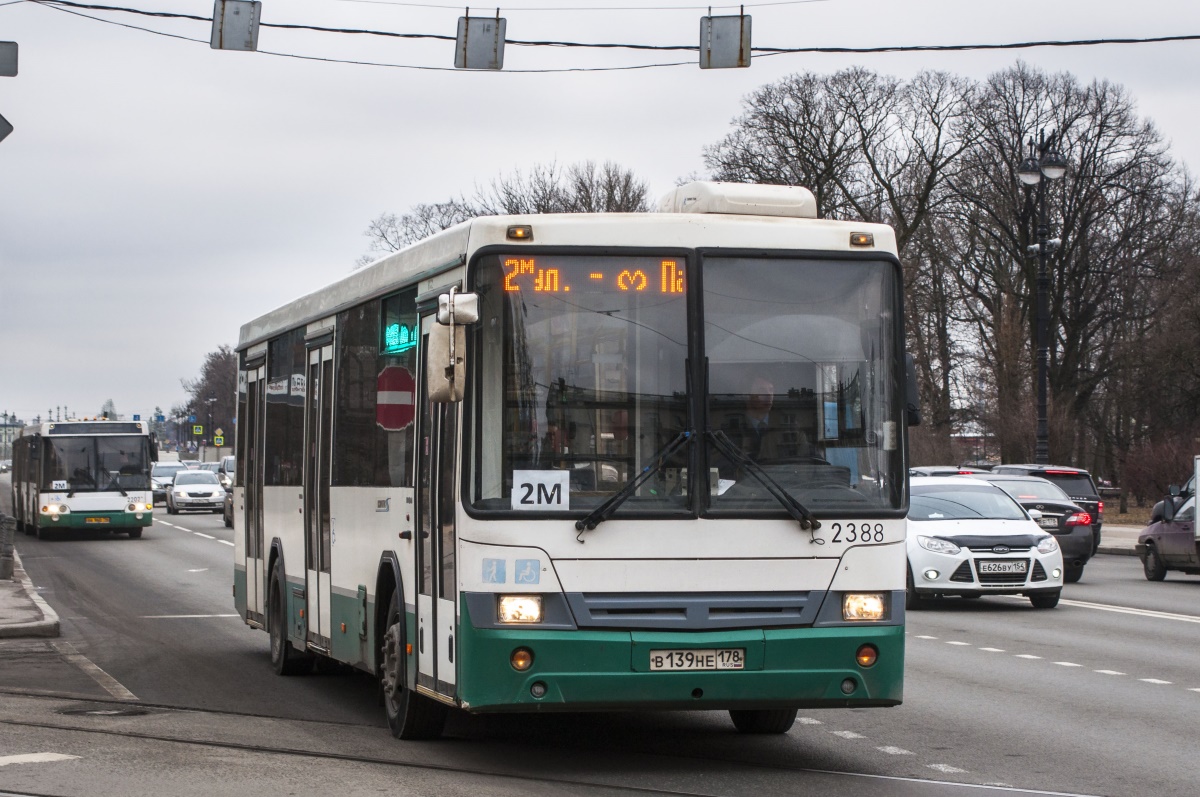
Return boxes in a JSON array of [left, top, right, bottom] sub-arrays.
[[501, 256, 686, 295]]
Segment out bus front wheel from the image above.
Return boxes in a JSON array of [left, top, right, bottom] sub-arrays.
[[729, 708, 798, 734], [380, 592, 446, 740]]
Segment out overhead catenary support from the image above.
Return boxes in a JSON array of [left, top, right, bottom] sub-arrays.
[[699, 9, 751, 69], [455, 8, 506, 70], [211, 0, 262, 52]]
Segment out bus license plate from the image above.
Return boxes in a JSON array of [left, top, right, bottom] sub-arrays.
[[649, 649, 744, 671], [85, 517, 109, 524], [979, 560, 1026, 574]]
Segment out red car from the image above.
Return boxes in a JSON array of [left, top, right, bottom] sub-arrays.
[[1137, 493, 1198, 580]]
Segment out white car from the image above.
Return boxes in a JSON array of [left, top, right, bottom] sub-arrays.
[[166, 470, 224, 515], [907, 476, 1064, 609]]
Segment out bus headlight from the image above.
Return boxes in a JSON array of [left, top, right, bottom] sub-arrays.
[[42, 504, 69, 515], [497, 595, 543, 624], [843, 592, 888, 622]]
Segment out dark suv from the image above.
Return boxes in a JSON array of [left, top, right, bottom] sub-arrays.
[[990, 465, 1103, 554]]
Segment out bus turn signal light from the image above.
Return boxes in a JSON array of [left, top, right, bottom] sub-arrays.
[[511, 648, 534, 671], [856, 644, 878, 668]]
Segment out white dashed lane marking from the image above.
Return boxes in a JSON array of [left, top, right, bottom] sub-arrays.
[[831, 730, 866, 739], [927, 763, 968, 774], [0, 753, 81, 767], [909, 635, 1198, 698], [877, 746, 913, 755]]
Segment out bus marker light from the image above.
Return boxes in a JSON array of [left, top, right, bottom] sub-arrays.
[[340, 623, 347, 633], [849, 232, 874, 247], [507, 225, 533, 241], [530, 681, 547, 698], [856, 644, 878, 668], [511, 648, 534, 671], [841, 678, 858, 694], [842, 593, 887, 621], [406, 643, 412, 655], [299, 609, 304, 619]]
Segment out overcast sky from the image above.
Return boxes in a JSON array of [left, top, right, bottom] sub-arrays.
[[1, 0, 1198, 424]]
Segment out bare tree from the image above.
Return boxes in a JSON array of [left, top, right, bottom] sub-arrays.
[[357, 161, 650, 267], [181, 345, 238, 445]]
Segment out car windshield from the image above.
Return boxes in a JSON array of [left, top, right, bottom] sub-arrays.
[[910, 483, 1028, 521], [174, 471, 220, 486], [991, 479, 1070, 502], [153, 464, 187, 477]]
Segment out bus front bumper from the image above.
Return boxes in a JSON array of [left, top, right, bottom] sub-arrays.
[[455, 622, 904, 713]]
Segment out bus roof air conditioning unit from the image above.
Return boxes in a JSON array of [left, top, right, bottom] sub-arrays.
[[658, 182, 817, 218]]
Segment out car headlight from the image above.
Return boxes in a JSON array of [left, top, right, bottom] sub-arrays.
[[173, 490, 186, 497], [1037, 535, 1059, 554], [497, 595, 543, 624], [843, 593, 888, 621], [917, 535, 960, 554]]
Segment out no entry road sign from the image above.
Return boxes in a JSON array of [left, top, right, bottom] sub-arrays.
[[376, 365, 415, 431]]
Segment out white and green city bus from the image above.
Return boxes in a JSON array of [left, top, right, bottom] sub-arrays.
[[11, 419, 156, 539], [233, 182, 915, 739]]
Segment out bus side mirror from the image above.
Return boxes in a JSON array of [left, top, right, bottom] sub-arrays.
[[905, 353, 921, 427], [427, 323, 466, 403], [426, 290, 478, 404]]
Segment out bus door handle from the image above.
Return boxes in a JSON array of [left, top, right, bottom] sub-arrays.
[[398, 531, 430, 540]]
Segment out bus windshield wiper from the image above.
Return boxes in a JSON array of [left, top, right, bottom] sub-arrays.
[[574, 430, 692, 542], [707, 430, 822, 536]]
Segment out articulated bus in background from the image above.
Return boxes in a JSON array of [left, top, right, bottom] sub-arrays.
[[10, 419, 157, 539], [233, 182, 917, 739]]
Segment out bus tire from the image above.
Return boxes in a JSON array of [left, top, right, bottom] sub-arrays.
[[380, 591, 446, 740], [729, 708, 798, 734], [269, 564, 312, 676], [127, 528, 143, 539]]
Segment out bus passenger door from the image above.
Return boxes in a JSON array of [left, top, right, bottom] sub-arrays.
[[304, 344, 334, 649], [244, 364, 266, 622], [415, 315, 458, 698]]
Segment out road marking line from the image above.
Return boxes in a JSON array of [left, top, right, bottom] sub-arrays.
[[1015, 654, 1042, 659], [979, 647, 1006, 652], [0, 753, 81, 767], [140, 614, 239, 619], [1139, 678, 1172, 684], [945, 641, 971, 646], [1188, 688, 1200, 693], [796, 717, 823, 725], [927, 763, 967, 774], [218, 540, 234, 546], [1094, 670, 1125, 675], [915, 635, 938, 639], [187, 568, 209, 573], [50, 641, 137, 701], [194, 533, 215, 539], [1055, 597, 1200, 624], [1054, 662, 1082, 667], [831, 730, 866, 739], [877, 746, 913, 755]]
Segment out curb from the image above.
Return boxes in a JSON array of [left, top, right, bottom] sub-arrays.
[[0, 548, 61, 639], [1096, 546, 1138, 557]]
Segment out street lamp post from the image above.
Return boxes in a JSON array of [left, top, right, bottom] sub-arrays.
[[1017, 130, 1067, 466]]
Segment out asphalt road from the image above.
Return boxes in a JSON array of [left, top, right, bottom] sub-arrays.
[[2, 483, 1198, 796]]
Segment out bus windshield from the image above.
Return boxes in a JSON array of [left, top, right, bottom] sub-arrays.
[[41, 435, 152, 492], [469, 252, 904, 516]]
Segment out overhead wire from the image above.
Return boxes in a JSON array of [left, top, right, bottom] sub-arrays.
[[23, 0, 1200, 73]]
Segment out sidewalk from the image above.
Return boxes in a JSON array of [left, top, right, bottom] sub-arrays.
[[0, 524, 1144, 640], [0, 547, 61, 638]]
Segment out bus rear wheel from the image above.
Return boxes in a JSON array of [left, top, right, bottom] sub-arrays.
[[269, 564, 312, 676], [729, 708, 798, 734], [380, 592, 446, 740]]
